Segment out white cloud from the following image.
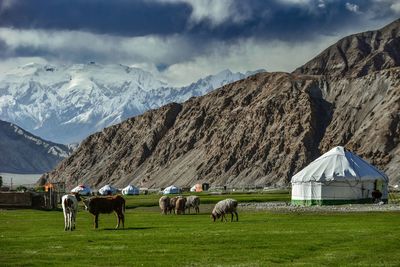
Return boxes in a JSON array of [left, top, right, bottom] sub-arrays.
[[0, 28, 197, 65], [390, 2, 400, 13], [318, 0, 326, 8], [0, 26, 342, 87], [160, 36, 339, 86], [370, 0, 400, 14], [153, 0, 250, 26], [278, 0, 312, 4], [0, 21, 383, 88], [345, 2, 361, 13]]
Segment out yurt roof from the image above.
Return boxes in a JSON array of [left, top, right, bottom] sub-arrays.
[[71, 185, 91, 193], [291, 146, 388, 183], [99, 184, 116, 192], [123, 185, 138, 190]]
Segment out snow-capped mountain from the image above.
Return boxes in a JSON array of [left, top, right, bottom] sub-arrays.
[[0, 62, 264, 144], [0, 119, 74, 174]]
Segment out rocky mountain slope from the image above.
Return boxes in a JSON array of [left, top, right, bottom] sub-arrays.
[[44, 19, 400, 189], [294, 19, 400, 78], [0, 120, 73, 173], [0, 64, 261, 144]]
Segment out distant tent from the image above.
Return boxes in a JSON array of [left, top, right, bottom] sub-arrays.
[[98, 184, 117, 196], [71, 185, 92, 196], [163, 185, 181, 195], [190, 184, 203, 192], [291, 146, 389, 205], [122, 185, 139, 195]]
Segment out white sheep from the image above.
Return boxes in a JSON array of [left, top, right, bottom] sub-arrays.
[[185, 195, 200, 214], [211, 198, 238, 222]]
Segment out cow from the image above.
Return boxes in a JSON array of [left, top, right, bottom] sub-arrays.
[[83, 195, 126, 229], [61, 194, 79, 231]]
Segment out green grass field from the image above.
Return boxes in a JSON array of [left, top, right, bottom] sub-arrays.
[[1, 193, 400, 266]]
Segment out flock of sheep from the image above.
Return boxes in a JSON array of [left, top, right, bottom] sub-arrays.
[[159, 195, 200, 215], [159, 195, 239, 222], [61, 193, 239, 231]]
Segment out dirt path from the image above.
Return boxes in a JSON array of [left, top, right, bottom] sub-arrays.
[[239, 202, 400, 212]]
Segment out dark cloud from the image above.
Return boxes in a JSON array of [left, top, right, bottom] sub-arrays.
[[185, 0, 399, 41], [0, 0, 399, 83], [0, 0, 191, 36], [0, 0, 398, 42]]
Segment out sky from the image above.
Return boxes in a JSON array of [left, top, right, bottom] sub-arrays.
[[0, 0, 399, 86]]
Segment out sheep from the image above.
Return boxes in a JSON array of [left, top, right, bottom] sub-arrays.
[[61, 194, 79, 231], [185, 195, 200, 214], [169, 196, 179, 214], [159, 196, 170, 215], [175, 196, 187, 215], [211, 198, 238, 222]]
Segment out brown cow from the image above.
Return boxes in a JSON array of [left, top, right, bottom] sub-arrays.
[[83, 195, 125, 229]]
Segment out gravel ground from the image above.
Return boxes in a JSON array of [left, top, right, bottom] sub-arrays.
[[238, 202, 400, 212]]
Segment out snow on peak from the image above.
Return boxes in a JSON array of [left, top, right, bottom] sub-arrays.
[[0, 63, 264, 144]]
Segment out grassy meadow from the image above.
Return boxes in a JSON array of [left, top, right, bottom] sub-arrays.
[[1, 192, 400, 266]]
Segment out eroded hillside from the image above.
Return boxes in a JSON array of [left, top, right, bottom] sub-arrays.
[[44, 19, 400, 188]]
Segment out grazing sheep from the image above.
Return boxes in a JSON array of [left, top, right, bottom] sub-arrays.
[[61, 194, 79, 231], [159, 196, 170, 215], [211, 198, 238, 222], [169, 196, 179, 214], [185, 195, 200, 214], [175, 196, 187, 215]]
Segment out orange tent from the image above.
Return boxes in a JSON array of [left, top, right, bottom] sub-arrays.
[[194, 183, 202, 192]]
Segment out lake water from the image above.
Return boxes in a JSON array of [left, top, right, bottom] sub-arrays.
[[0, 173, 42, 187]]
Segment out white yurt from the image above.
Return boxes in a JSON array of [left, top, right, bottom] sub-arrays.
[[98, 184, 117, 196], [163, 185, 181, 195], [122, 185, 140, 195], [71, 185, 92, 196], [291, 146, 389, 205]]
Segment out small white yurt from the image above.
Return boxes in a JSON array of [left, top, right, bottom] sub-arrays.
[[98, 184, 117, 196], [71, 185, 92, 196], [122, 185, 139, 195], [291, 146, 388, 205], [163, 185, 181, 195]]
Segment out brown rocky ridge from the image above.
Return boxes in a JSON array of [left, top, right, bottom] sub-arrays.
[[43, 19, 400, 189]]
